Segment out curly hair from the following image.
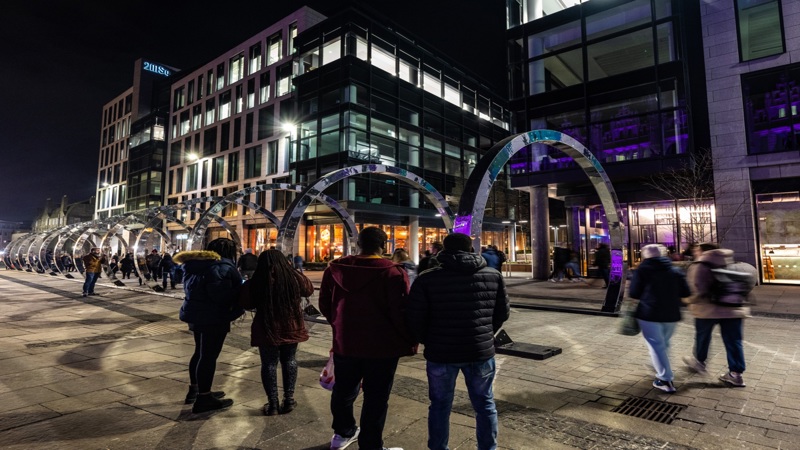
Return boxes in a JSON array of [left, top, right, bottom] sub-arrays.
[[248, 249, 303, 342]]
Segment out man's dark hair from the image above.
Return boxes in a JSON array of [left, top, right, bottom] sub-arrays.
[[206, 238, 238, 260], [699, 242, 719, 253], [443, 233, 472, 252], [358, 227, 387, 254], [430, 242, 443, 252]]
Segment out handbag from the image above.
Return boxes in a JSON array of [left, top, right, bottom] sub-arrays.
[[319, 350, 335, 390], [619, 300, 640, 336]]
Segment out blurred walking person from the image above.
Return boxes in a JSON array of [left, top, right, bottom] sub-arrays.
[[628, 244, 690, 393]]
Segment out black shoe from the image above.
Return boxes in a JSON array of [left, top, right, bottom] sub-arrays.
[[88, 292, 99, 296], [281, 398, 297, 414], [263, 403, 280, 416], [184, 388, 225, 404], [192, 394, 233, 413]]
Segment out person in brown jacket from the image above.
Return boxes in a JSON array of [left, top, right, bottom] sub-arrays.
[[240, 249, 314, 416], [683, 243, 755, 387], [81, 247, 107, 297]]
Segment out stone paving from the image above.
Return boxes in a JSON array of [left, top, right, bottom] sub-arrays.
[[0, 269, 799, 449]]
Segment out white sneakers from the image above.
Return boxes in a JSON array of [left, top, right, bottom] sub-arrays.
[[330, 427, 359, 450], [683, 356, 707, 375], [330, 427, 402, 450]]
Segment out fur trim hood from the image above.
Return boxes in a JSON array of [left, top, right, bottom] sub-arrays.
[[173, 250, 221, 264]]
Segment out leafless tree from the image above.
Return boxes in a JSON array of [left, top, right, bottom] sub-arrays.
[[645, 150, 745, 246]]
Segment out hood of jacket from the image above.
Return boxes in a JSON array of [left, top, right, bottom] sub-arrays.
[[636, 256, 674, 273], [697, 248, 734, 268], [326, 255, 405, 292], [173, 250, 222, 275], [436, 250, 487, 274]]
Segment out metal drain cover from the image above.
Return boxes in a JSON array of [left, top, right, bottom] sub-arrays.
[[611, 396, 685, 424]]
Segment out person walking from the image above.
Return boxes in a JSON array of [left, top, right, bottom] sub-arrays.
[[549, 247, 570, 282], [407, 233, 510, 450], [628, 244, 691, 393], [120, 253, 135, 279], [159, 252, 177, 290], [318, 227, 415, 450], [81, 247, 106, 297], [683, 243, 755, 387], [391, 248, 418, 285], [146, 249, 162, 282], [595, 243, 611, 288], [239, 249, 314, 416], [174, 238, 244, 414]]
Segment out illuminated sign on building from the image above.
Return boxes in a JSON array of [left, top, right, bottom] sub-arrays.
[[143, 61, 171, 77]]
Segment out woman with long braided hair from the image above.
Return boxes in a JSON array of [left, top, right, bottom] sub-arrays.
[[240, 249, 314, 416]]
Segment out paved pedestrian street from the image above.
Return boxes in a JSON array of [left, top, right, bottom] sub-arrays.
[[1, 270, 799, 449]]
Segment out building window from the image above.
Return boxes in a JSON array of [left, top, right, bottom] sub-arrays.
[[212, 156, 224, 186], [228, 151, 239, 182], [219, 90, 232, 120], [277, 63, 292, 97], [735, 0, 785, 62], [260, 72, 271, 103], [742, 64, 800, 154], [249, 43, 262, 75], [322, 36, 342, 66], [186, 164, 198, 192], [205, 98, 216, 125], [245, 145, 262, 179], [230, 53, 244, 84], [268, 32, 282, 65], [267, 140, 279, 175]]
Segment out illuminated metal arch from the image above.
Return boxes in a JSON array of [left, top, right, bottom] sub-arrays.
[[454, 129, 626, 312], [278, 165, 454, 252], [36, 225, 77, 275], [190, 184, 359, 255], [4, 233, 28, 269], [139, 199, 240, 250], [51, 220, 96, 274], [9, 233, 38, 270]]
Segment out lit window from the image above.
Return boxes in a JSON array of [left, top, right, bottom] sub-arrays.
[[322, 37, 341, 66]]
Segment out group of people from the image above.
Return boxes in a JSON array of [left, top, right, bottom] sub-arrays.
[[176, 228, 509, 450], [628, 242, 755, 393]]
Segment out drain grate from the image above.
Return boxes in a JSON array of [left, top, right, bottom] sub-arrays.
[[611, 396, 685, 424]]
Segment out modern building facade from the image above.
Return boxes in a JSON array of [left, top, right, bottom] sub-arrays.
[[505, 0, 714, 276], [96, 58, 179, 219], [702, 0, 800, 283], [160, 6, 518, 262]]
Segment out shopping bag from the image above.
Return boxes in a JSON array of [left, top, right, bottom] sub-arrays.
[[618, 301, 640, 336], [320, 350, 335, 390]]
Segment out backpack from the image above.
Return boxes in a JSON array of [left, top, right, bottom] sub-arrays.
[[697, 261, 754, 307]]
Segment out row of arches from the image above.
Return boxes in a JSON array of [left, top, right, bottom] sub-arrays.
[[2, 130, 627, 311]]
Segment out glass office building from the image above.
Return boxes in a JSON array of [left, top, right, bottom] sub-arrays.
[[505, 0, 711, 270]]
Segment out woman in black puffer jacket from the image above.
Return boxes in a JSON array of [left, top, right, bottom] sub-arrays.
[[629, 244, 691, 394], [174, 238, 244, 413]]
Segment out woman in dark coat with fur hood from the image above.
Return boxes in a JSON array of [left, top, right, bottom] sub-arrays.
[[174, 238, 244, 414]]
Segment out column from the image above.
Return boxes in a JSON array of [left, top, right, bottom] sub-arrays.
[[529, 185, 549, 280], [409, 217, 419, 263]]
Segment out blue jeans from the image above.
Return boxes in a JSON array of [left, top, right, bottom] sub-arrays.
[[82, 272, 100, 294], [427, 358, 498, 450], [565, 262, 581, 278], [331, 355, 399, 450], [638, 320, 677, 381], [694, 318, 745, 373]]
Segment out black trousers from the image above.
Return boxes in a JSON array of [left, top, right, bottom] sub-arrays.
[[330, 354, 399, 450], [188, 328, 228, 392]]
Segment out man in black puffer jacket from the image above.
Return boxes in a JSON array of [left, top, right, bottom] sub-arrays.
[[407, 233, 509, 450]]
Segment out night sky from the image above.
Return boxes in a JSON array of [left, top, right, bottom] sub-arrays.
[[0, 0, 507, 224]]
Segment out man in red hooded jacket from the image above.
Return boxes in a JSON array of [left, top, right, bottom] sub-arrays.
[[319, 226, 415, 450]]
